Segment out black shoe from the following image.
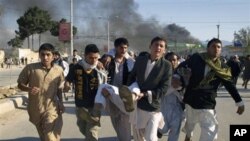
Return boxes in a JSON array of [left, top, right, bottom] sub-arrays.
[[157, 130, 163, 138]]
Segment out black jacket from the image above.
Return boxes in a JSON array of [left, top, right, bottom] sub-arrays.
[[178, 53, 243, 109], [128, 56, 172, 112]]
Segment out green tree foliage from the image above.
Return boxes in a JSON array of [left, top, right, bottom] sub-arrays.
[[234, 27, 250, 47], [234, 27, 250, 55], [7, 36, 23, 48], [16, 6, 52, 49]]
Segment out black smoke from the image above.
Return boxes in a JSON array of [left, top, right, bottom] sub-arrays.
[[0, 0, 199, 53]]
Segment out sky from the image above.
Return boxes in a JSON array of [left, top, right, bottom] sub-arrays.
[[135, 0, 250, 42], [0, 0, 249, 48]]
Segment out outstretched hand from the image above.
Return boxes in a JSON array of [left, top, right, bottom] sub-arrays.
[[237, 105, 244, 115]]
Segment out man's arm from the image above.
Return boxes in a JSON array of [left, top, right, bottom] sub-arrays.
[[63, 64, 76, 92], [17, 65, 40, 95], [222, 78, 245, 115], [18, 83, 40, 95], [127, 58, 138, 86]]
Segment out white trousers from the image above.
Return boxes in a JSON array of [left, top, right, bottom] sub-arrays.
[[183, 104, 218, 141], [133, 108, 164, 141]]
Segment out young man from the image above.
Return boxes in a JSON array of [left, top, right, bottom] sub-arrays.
[[158, 52, 186, 141], [17, 43, 65, 141], [68, 49, 82, 63], [101, 37, 135, 141], [64, 44, 106, 141], [180, 38, 245, 141], [127, 36, 172, 141], [53, 51, 69, 77]]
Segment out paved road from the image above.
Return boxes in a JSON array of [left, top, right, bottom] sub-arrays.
[[0, 66, 23, 87], [0, 83, 249, 141], [0, 66, 249, 140]]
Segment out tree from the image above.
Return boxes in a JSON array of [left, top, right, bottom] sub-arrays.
[[234, 27, 250, 55], [7, 36, 23, 48], [16, 6, 52, 50]]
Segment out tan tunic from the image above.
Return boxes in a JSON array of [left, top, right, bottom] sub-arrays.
[[17, 63, 64, 125]]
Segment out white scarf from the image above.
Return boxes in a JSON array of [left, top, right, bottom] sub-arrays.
[[78, 59, 98, 71]]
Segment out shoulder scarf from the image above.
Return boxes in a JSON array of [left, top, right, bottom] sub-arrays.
[[198, 53, 232, 87]]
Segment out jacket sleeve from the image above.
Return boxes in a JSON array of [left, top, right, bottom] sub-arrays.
[[127, 57, 138, 85], [221, 78, 243, 104], [151, 61, 172, 102]]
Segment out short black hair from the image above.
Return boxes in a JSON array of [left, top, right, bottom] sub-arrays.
[[150, 36, 167, 47], [73, 49, 78, 52], [84, 44, 99, 55], [39, 43, 55, 53], [114, 37, 129, 47], [207, 38, 222, 48], [165, 52, 178, 60], [54, 51, 61, 56], [138, 51, 150, 57]]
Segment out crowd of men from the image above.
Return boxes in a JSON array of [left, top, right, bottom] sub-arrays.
[[17, 36, 245, 141]]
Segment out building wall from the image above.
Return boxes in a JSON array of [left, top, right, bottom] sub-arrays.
[[18, 48, 39, 63], [0, 50, 4, 64]]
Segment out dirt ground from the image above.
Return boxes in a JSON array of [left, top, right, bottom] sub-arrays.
[[0, 87, 19, 99]]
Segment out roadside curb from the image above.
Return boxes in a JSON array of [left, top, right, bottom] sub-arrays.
[[0, 92, 28, 115]]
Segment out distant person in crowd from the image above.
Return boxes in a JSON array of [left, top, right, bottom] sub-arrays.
[[100, 54, 112, 70], [6, 58, 12, 69], [157, 52, 188, 141], [102, 37, 135, 141], [24, 57, 28, 65], [64, 44, 106, 141], [226, 55, 242, 85], [242, 55, 250, 89], [68, 49, 82, 63], [53, 51, 69, 77], [21, 57, 24, 65], [17, 43, 65, 141], [179, 38, 245, 141], [127, 36, 172, 140], [69, 57, 78, 71]]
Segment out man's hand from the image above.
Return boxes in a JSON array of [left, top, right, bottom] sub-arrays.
[[58, 102, 65, 114], [237, 105, 245, 115], [29, 87, 40, 95], [136, 92, 145, 100], [63, 81, 71, 92]]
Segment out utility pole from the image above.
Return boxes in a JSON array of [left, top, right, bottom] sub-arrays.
[[107, 19, 110, 52], [70, 0, 73, 56], [216, 24, 220, 39]]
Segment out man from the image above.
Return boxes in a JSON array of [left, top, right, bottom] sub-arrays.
[[17, 43, 65, 141], [127, 36, 172, 141], [53, 51, 69, 77], [157, 52, 186, 141], [102, 37, 135, 141], [68, 49, 82, 63], [242, 55, 250, 89], [180, 38, 245, 141], [226, 55, 241, 85], [53, 51, 70, 101], [64, 44, 106, 141]]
